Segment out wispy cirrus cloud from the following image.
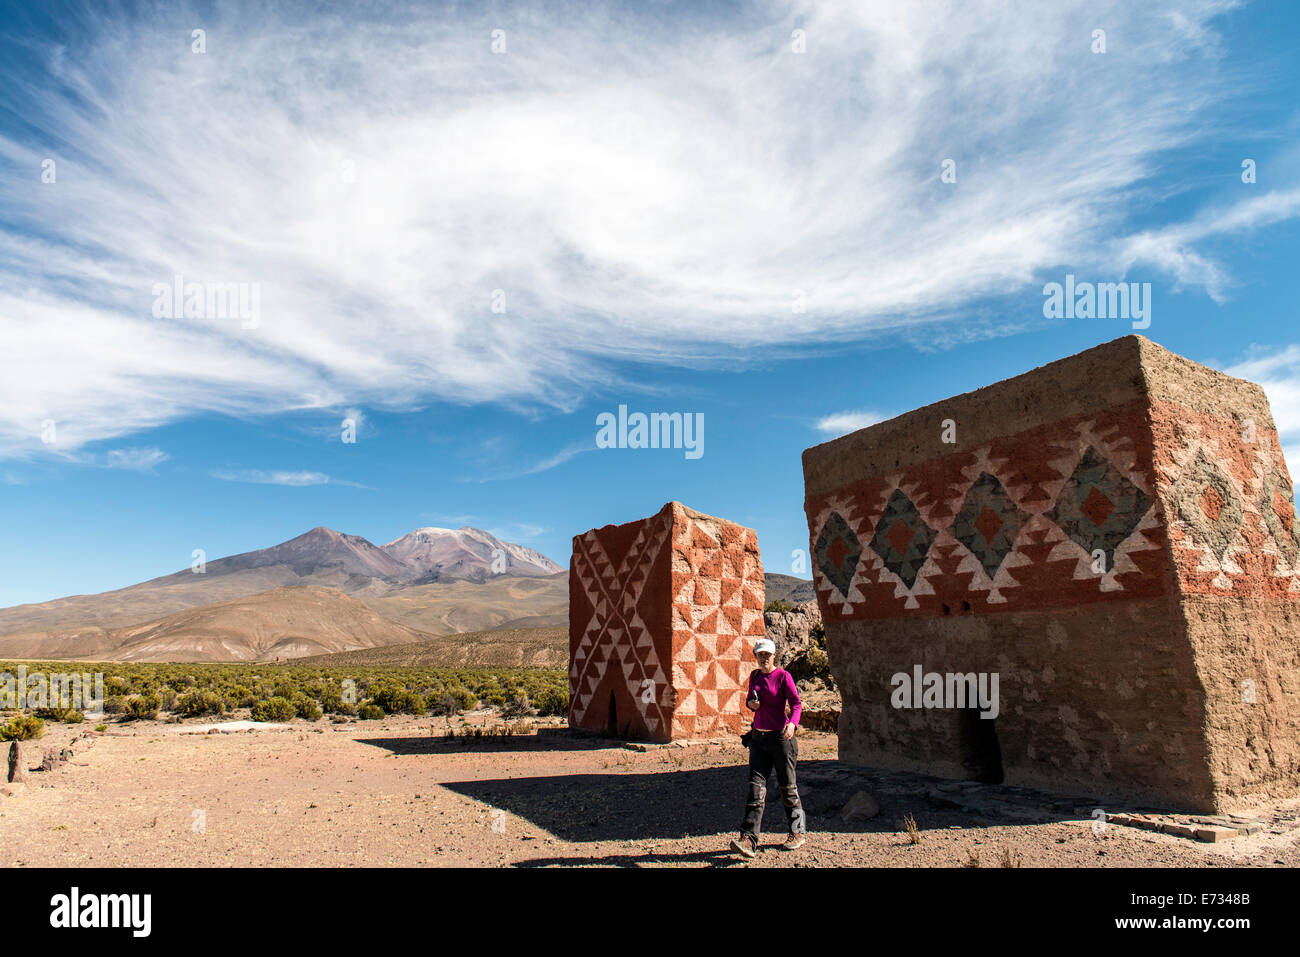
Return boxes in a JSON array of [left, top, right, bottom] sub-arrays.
[[0, 0, 1289, 459], [814, 410, 888, 437], [105, 446, 169, 472], [210, 468, 367, 488]]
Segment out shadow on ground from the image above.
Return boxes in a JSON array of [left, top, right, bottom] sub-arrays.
[[438, 760, 921, 842], [356, 728, 628, 754]]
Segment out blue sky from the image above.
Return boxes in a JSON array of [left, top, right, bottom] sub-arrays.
[[2, 0, 1300, 607]]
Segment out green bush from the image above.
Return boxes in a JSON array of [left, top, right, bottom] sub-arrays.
[[531, 684, 568, 717], [102, 695, 126, 715], [123, 693, 160, 721], [34, 707, 84, 723], [0, 714, 45, 741], [291, 694, 323, 721], [765, 599, 796, 614], [175, 690, 226, 717], [357, 703, 385, 720], [251, 696, 296, 722]]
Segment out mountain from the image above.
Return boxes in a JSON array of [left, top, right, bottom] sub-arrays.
[[0, 586, 440, 663], [0, 525, 565, 640], [765, 574, 817, 605], [294, 625, 567, 669], [381, 527, 563, 582]]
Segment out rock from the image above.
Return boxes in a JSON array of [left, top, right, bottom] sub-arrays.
[[1162, 822, 1197, 838], [7, 741, 26, 783], [927, 788, 963, 810], [841, 791, 879, 822], [1194, 825, 1242, 843]]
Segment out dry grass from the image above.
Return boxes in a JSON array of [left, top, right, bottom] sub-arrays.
[[903, 813, 921, 844]]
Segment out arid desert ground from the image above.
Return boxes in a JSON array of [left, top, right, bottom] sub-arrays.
[[4, 713, 1298, 868]]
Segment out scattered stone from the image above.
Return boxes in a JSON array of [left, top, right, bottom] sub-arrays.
[[1194, 825, 1242, 843], [927, 789, 963, 810], [841, 791, 879, 822], [7, 741, 25, 783], [1162, 822, 1197, 838]]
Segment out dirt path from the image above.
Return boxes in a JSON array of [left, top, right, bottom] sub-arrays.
[[3, 716, 1298, 868]]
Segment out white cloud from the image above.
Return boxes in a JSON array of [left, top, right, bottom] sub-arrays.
[[105, 446, 169, 471], [1225, 345, 1300, 467], [211, 469, 340, 487], [0, 0, 1284, 458], [815, 410, 887, 437]]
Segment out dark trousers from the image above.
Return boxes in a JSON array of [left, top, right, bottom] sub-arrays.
[[741, 729, 805, 838]]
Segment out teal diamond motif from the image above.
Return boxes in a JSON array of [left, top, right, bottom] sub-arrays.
[[814, 511, 862, 597], [869, 489, 936, 589], [1046, 446, 1151, 569], [953, 472, 1027, 580]]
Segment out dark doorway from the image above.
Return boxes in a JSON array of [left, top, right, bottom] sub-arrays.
[[959, 707, 1003, 783]]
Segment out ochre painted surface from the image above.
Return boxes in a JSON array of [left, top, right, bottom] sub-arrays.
[[802, 335, 1300, 811], [569, 502, 766, 741]]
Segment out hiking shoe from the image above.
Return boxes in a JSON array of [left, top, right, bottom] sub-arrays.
[[784, 832, 806, 850], [730, 834, 758, 858]]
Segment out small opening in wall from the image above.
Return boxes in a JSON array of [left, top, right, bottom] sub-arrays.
[[959, 707, 1003, 784], [961, 600, 972, 614], [940, 603, 951, 616]]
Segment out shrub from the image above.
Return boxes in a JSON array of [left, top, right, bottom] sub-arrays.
[[765, 599, 796, 614], [102, 695, 126, 715], [291, 694, 323, 721], [123, 693, 160, 721], [175, 690, 226, 717], [357, 703, 385, 721], [531, 685, 568, 717], [94, 724, 108, 732], [501, 694, 532, 718], [251, 696, 296, 722], [0, 714, 45, 741], [34, 707, 83, 724]]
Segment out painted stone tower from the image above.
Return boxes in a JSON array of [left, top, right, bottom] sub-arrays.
[[568, 501, 766, 741], [802, 335, 1300, 812]]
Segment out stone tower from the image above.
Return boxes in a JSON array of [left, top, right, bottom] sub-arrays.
[[802, 335, 1300, 812], [568, 502, 766, 741]]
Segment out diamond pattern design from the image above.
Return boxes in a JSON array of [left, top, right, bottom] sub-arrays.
[[952, 472, 1028, 580], [1172, 449, 1243, 562], [814, 511, 862, 597], [869, 488, 936, 589], [1260, 472, 1300, 566], [1046, 446, 1151, 568]]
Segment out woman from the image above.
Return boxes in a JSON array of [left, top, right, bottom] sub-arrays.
[[730, 637, 806, 857]]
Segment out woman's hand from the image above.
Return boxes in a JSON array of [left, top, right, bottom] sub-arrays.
[[782, 723, 796, 740]]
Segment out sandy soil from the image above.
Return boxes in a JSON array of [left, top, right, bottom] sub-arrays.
[[3, 714, 1298, 868]]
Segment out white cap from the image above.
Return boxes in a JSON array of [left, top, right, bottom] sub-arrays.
[[754, 638, 776, 656]]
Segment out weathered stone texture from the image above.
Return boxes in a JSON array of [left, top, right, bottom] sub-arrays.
[[803, 335, 1300, 811], [569, 501, 766, 741]]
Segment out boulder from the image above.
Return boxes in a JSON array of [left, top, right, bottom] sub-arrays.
[[841, 790, 880, 822]]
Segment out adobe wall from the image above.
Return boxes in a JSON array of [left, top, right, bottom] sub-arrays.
[[1141, 344, 1300, 806], [568, 501, 766, 741], [803, 336, 1300, 811]]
